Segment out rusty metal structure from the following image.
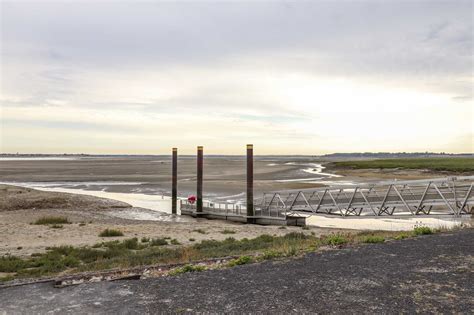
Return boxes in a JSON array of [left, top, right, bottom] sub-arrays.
[[257, 176, 473, 217]]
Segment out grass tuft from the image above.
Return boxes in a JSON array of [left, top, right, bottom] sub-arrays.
[[227, 255, 252, 267], [169, 264, 206, 276], [150, 238, 168, 246], [324, 234, 348, 246], [33, 216, 70, 225], [99, 229, 124, 237], [414, 226, 433, 235]]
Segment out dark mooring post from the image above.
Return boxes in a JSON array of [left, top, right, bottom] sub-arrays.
[[247, 144, 254, 222], [197, 146, 203, 213], [171, 148, 177, 214]]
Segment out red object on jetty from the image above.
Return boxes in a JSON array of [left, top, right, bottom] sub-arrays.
[[188, 195, 196, 204]]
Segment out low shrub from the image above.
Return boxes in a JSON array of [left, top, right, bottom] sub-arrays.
[[169, 264, 206, 276], [324, 234, 348, 246], [33, 216, 70, 225], [414, 226, 433, 235], [170, 239, 181, 245], [227, 255, 253, 267], [99, 229, 124, 237], [394, 233, 410, 240], [150, 238, 168, 246]]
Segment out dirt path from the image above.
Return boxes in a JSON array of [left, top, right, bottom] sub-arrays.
[[1, 229, 472, 314]]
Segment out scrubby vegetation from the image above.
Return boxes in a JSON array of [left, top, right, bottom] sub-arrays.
[[33, 216, 70, 225], [414, 226, 433, 235], [169, 264, 206, 276], [98, 229, 124, 237], [332, 158, 474, 173], [0, 227, 451, 282]]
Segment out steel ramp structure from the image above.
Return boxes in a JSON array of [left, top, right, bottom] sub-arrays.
[[256, 176, 474, 217]]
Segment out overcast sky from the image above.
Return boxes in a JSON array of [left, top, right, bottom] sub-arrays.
[[1, 0, 472, 154]]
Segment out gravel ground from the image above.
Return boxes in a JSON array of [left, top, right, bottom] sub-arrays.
[[1, 229, 473, 314]]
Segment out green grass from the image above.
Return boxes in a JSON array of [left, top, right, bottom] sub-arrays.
[[169, 264, 206, 276], [414, 226, 433, 235], [332, 158, 474, 173], [33, 216, 70, 225], [324, 234, 348, 246], [99, 229, 124, 237], [227, 255, 253, 267], [150, 238, 168, 246], [0, 227, 448, 281]]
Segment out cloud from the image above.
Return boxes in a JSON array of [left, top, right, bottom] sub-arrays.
[[1, 0, 472, 154]]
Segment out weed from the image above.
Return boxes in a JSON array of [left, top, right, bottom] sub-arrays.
[[79, 223, 86, 227], [99, 229, 124, 237], [169, 264, 206, 276], [414, 226, 433, 235], [324, 234, 348, 246], [227, 255, 253, 267], [278, 226, 287, 229], [193, 229, 207, 234], [170, 239, 181, 245], [33, 216, 70, 225], [0, 275, 14, 282], [394, 233, 411, 240], [189, 238, 195, 242], [150, 238, 168, 246], [141, 237, 150, 243], [50, 224, 63, 229]]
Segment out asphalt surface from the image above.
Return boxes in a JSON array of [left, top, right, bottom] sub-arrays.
[[1, 229, 473, 314]]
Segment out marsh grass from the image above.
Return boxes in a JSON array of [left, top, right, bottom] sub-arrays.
[[332, 157, 474, 172], [33, 216, 70, 225]]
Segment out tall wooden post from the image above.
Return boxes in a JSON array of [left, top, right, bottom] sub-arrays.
[[172, 148, 177, 214], [197, 146, 203, 213], [247, 144, 254, 220]]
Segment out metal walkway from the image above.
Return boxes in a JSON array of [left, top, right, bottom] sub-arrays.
[[256, 176, 474, 217]]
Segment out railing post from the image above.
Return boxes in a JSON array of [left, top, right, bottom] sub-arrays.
[[172, 148, 177, 214], [247, 144, 254, 223], [197, 146, 203, 214]]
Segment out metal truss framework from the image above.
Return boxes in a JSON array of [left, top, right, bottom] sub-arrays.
[[256, 176, 474, 217]]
